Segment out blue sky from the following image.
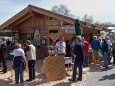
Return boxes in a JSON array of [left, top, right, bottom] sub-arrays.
[[0, 0, 115, 25]]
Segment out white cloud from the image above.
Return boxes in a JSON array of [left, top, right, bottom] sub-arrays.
[[54, 0, 115, 22]]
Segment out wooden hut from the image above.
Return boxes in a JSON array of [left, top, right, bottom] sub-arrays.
[[0, 5, 100, 58]]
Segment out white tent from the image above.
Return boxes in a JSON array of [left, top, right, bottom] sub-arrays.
[[107, 27, 115, 32]]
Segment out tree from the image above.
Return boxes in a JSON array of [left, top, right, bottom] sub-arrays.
[[94, 21, 113, 29], [82, 14, 94, 24], [51, 4, 75, 18]]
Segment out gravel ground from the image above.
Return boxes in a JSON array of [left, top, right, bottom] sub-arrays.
[[0, 59, 89, 86]]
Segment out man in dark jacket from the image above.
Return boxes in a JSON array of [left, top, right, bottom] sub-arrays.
[[0, 38, 7, 73], [69, 36, 84, 81]]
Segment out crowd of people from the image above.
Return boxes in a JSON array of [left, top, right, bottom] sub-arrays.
[[0, 39, 36, 85], [0, 35, 115, 85], [46, 35, 115, 82], [68, 35, 115, 82], [48, 35, 115, 82]]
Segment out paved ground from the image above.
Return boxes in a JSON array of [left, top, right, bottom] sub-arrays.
[[81, 63, 115, 86]]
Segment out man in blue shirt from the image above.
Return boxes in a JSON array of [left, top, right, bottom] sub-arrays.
[[91, 36, 101, 63]]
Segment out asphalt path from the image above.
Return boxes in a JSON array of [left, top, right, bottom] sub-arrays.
[[83, 64, 115, 86]]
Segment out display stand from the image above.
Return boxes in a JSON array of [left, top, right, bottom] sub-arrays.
[[42, 56, 66, 82]]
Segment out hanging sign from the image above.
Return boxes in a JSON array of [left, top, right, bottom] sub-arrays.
[[41, 36, 47, 45], [49, 33, 60, 41], [34, 29, 40, 45]]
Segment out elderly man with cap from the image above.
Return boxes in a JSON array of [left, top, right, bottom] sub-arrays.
[[69, 36, 84, 81]]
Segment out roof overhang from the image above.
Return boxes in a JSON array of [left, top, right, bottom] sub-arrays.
[[0, 5, 75, 30], [0, 4, 99, 31]]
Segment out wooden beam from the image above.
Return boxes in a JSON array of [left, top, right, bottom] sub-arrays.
[[22, 30, 34, 33], [31, 7, 75, 24], [0, 7, 29, 30], [28, 5, 34, 17], [14, 14, 32, 25]]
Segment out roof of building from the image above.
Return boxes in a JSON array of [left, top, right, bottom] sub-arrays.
[[0, 4, 100, 31]]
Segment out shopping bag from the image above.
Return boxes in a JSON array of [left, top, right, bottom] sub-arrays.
[[98, 49, 103, 57]]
